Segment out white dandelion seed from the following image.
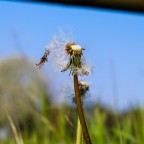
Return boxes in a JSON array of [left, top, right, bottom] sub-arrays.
[[45, 31, 73, 70], [74, 64, 93, 76]]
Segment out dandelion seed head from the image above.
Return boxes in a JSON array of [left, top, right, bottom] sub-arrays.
[[72, 80, 90, 104], [79, 80, 89, 94], [60, 79, 91, 105], [43, 31, 93, 76]]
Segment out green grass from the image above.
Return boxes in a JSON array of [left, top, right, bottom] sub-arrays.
[[1, 99, 144, 144]]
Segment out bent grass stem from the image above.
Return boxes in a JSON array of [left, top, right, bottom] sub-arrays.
[[76, 117, 82, 144]]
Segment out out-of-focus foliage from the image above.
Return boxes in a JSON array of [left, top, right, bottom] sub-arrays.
[[0, 57, 50, 123], [0, 57, 144, 144], [2, 102, 144, 144]]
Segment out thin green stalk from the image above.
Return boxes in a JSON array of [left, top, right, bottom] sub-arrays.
[[76, 117, 82, 144], [74, 75, 92, 144], [7, 113, 24, 144]]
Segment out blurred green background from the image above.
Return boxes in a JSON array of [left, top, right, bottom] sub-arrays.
[[0, 57, 143, 144]]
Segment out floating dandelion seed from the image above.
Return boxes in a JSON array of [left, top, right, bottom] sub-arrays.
[[36, 49, 50, 68]]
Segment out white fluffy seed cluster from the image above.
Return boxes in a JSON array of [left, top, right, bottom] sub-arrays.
[[45, 32, 93, 75], [72, 80, 89, 104]]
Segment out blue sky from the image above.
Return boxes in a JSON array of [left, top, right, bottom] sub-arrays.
[[0, 1, 144, 111]]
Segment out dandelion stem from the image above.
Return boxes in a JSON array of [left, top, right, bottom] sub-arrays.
[[74, 75, 92, 144]]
